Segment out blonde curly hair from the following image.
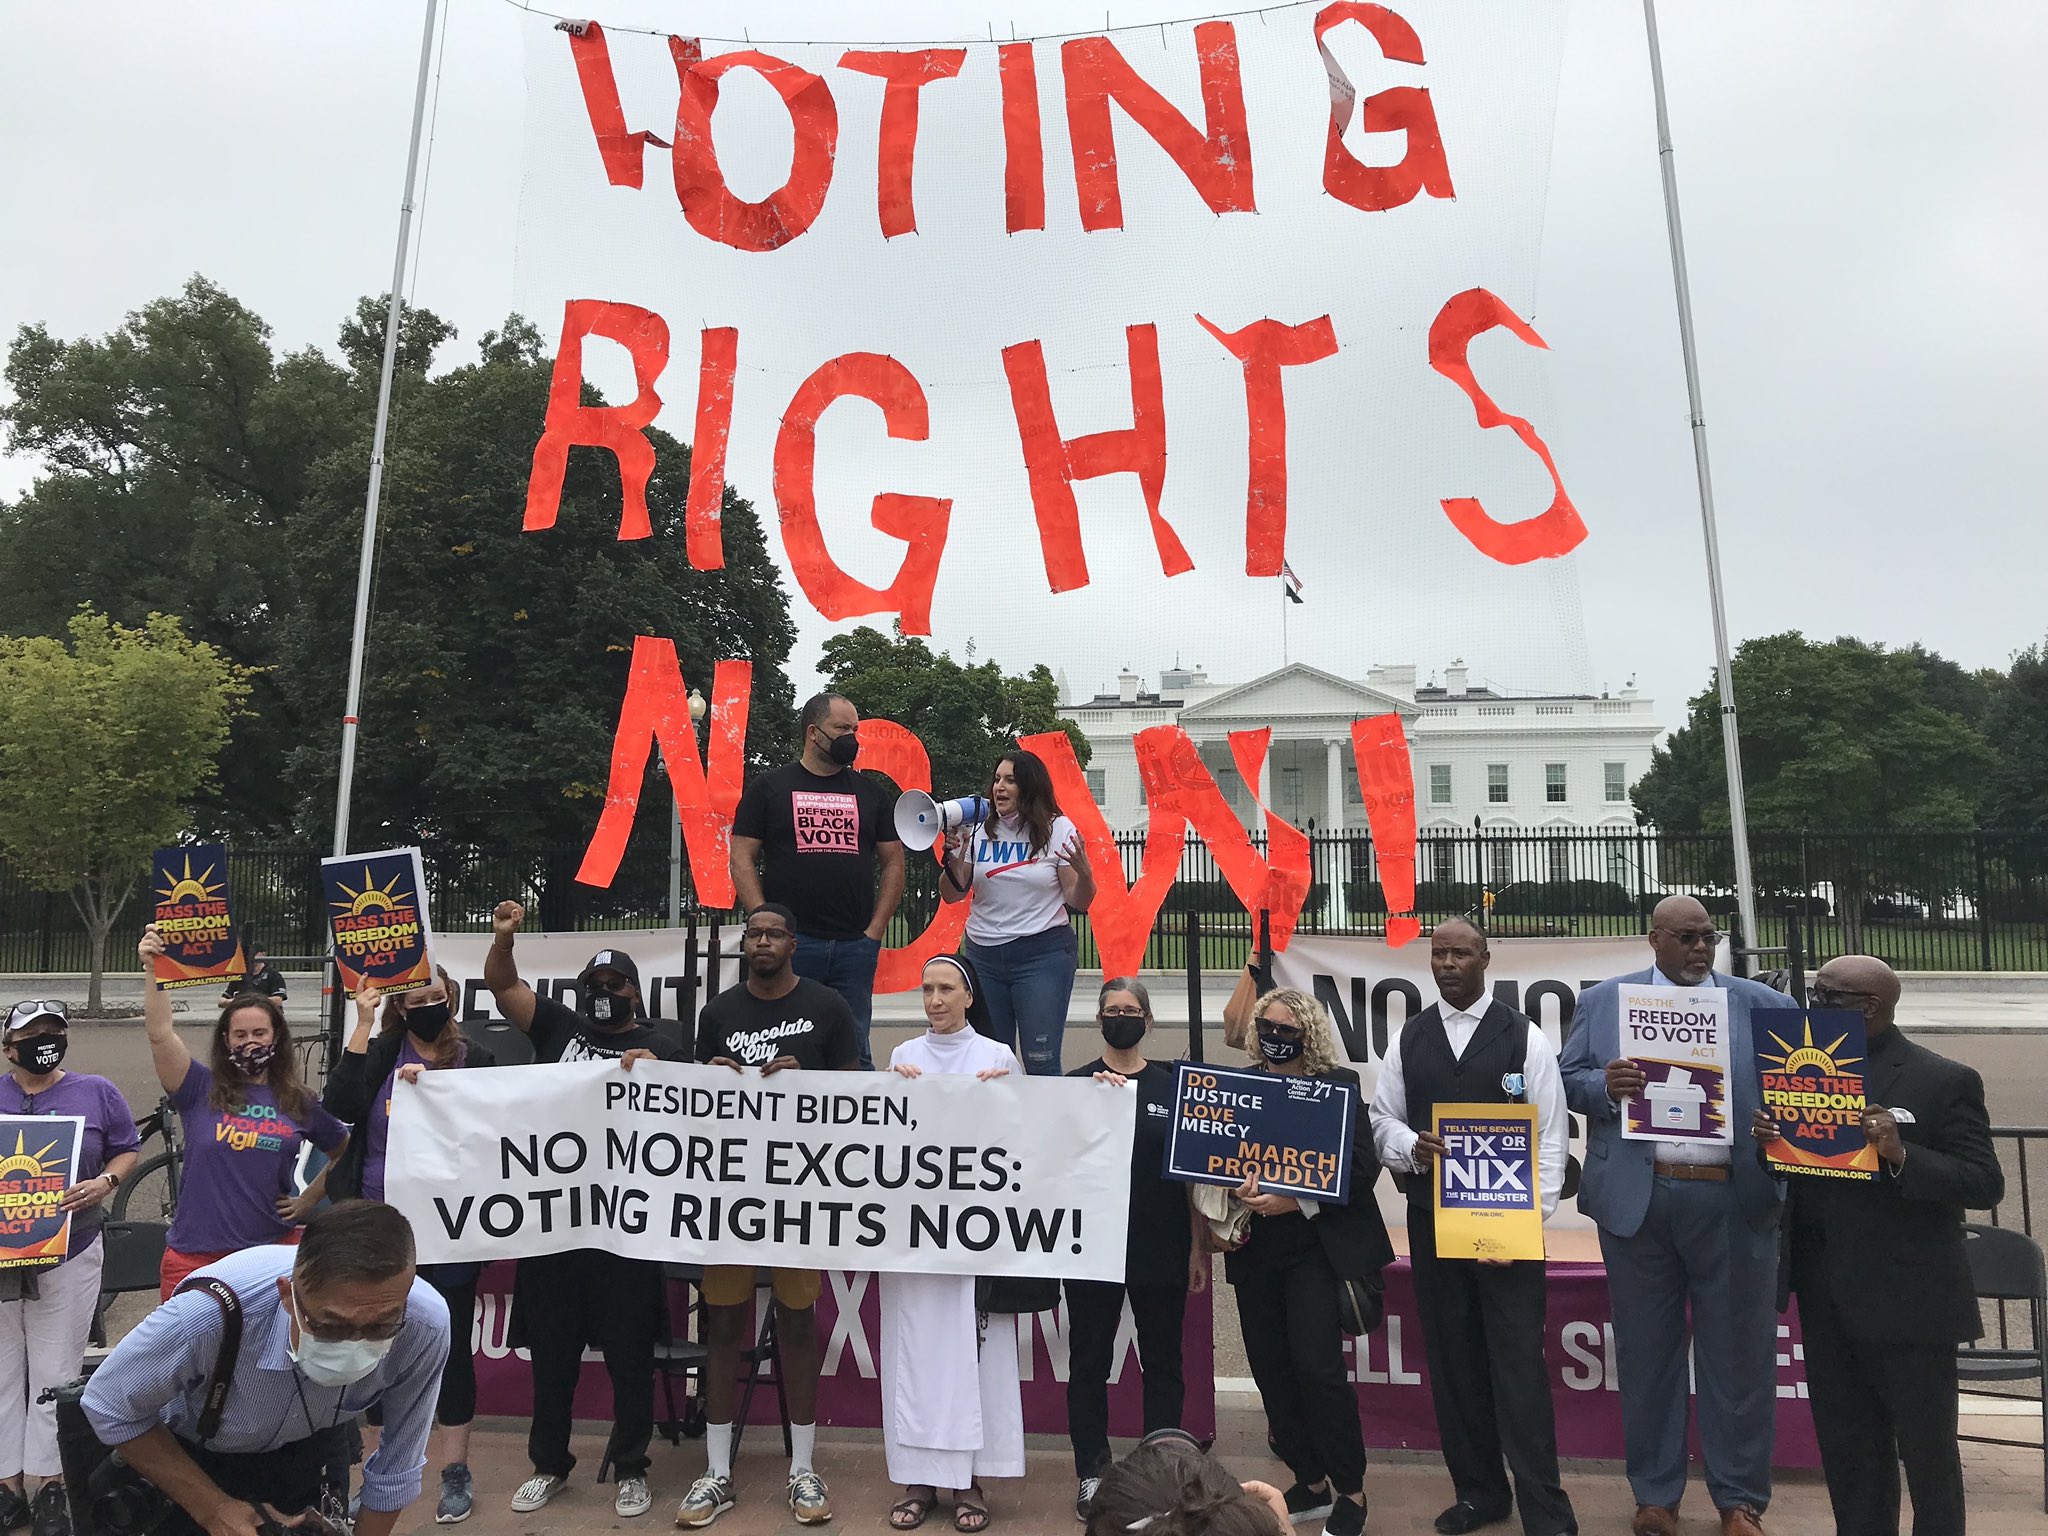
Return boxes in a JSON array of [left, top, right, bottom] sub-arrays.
[[1244, 987, 1341, 1075]]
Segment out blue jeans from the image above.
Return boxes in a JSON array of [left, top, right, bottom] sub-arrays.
[[792, 932, 882, 1069], [963, 925, 1078, 1075]]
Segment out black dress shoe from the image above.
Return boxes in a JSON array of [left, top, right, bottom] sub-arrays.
[[1434, 1502, 1510, 1536]]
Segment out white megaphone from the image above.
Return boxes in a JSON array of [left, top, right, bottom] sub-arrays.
[[894, 791, 990, 852]]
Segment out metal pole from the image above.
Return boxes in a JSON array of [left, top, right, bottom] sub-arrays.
[[664, 749, 684, 928], [1642, 0, 1759, 953], [329, 0, 443, 860]]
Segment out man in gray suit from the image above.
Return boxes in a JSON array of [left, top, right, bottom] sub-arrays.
[[1559, 896, 1785, 1536]]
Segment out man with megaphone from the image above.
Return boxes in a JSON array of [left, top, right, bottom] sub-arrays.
[[732, 693, 906, 1069]]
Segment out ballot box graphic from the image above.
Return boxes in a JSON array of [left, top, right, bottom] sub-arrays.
[[1643, 1070, 1708, 1133]]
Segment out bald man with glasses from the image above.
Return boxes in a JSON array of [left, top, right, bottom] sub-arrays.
[[1560, 897, 1788, 1536], [1754, 956, 2003, 1536]]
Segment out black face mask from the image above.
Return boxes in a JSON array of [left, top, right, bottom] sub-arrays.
[[404, 1003, 450, 1042], [1100, 1015, 1147, 1051], [1257, 1029, 1304, 1064], [583, 990, 637, 1029], [14, 1037, 66, 1075], [824, 731, 860, 767]]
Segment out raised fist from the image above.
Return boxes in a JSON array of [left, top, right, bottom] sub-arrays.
[[491, 901, 526, 938]]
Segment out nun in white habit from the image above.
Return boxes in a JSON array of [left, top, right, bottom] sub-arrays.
[[882, 954, 1025, 1534]]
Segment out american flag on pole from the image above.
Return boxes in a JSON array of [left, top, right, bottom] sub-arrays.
[[1281, 562, 1304, 605]]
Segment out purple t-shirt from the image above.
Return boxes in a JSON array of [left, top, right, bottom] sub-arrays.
[[0, 1071, 140, 1262], [166, 1059, 348, 1255], [360, 1037, 430, 1205]]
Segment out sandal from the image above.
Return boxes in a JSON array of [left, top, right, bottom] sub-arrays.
[[891, 1487, 939, 1530], [952, 1486, 991, 1534]]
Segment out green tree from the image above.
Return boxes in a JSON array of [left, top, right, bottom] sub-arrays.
[[1634, 632, 1997, 951], [0, 276, 360, 832], [1985, 641, 2048, 831], [816, 626, 1090, 796], [276, 312, 800, 864], [0, 611, 250, 1009]]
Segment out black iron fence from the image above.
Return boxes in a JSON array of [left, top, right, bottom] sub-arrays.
[[5, 825, 2046, 973]]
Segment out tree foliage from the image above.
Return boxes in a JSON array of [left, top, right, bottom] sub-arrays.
[[816, 627, 1090, 797], [0, 610, 249, 1007], [1634, 632, 1998, 949]]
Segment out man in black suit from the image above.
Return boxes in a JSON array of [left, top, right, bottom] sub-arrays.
[[1371, 919, 1577, 1536], [1753, 955, 2004, 1536]]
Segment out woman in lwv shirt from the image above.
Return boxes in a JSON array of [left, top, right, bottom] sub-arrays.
[[937, 748, 1095, 1075]]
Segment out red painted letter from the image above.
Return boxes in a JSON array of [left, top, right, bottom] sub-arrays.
[[1195, 313, 1340, 577], [855, 720, 972, 993], [682, 326, 737, 571], [1001, 324, 1192, 593], [576, 642, 751, 906], [1062, 21, 1256, 231], [524, 299, 670, 542], [1427, 288, 1587, 565], [772, 354, 952, 635], [673, 49, 838, 250], [839, 49, 967, 238], [1349, 713, 1419, 946], [1313, 3, 1454, 213], [561, 22, 674, 188], [1135, 725, 1312, 949], [998, 42, 1046, 233], [1019, 730, 1186, 982]]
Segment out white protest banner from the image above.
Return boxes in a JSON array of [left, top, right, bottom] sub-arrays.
[[387, 1061, 1135, 1280], [1616, 983, 1732, 1144], [436, 927, 729, 1029]]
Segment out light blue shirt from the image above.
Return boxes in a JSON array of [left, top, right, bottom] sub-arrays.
[[82, 1245, 450, 1513]]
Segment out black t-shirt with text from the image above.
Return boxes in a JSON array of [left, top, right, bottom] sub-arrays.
[[529, 993, 686, 1064], [1070, 1056, 1193, 1288], [732, 761, 899, 939], [695, 977, 861, 1070]]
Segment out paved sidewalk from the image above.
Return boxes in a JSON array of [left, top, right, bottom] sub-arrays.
[[381, 1408, 2047, 1535]]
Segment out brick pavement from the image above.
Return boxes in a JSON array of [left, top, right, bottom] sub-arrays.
[[379, 1409, 2047, 1536]]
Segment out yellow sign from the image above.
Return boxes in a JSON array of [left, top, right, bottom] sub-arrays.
[[1431, 1102, 1544, 1261]]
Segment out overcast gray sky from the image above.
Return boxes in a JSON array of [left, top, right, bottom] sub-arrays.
[[3, 0, 2042, 731]]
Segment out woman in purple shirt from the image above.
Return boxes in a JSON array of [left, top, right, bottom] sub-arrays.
[[0, 1000, 140, 1536], [137, 926, 348, 1299], [324, 970, 496, 1525]]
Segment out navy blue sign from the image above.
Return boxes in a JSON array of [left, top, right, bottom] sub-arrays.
[[1163, 1061, 1354, 1203]]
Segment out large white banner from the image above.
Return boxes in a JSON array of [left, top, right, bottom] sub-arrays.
[[1273, 932, 1738, 1229], [388, 1060, 1135, 1279], [437, 926, 730, 1029]]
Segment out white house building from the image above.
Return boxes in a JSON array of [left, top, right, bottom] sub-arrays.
[[1060, 660, 1662, 865]]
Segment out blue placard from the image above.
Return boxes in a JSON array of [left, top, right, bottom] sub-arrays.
[[1162, 1060, 1354, 1203]]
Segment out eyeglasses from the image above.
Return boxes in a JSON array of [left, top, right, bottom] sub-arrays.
[[6, 1002, 66, 1026], [293, 1293, 408, 1342], [1811, 984, 1874, 1007], [745, 928, 795, 943], [1257, 1023, 1304, 1040], [1655, 928, 1726, 948], [1101, 1007, 1147, 1019]]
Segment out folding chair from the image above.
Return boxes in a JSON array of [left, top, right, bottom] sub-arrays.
[[89, 1220, 168, 1347], [1955, 1223, 2048, 1513]]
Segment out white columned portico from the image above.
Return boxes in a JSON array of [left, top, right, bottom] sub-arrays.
[[1324, 737, 1350, 927]]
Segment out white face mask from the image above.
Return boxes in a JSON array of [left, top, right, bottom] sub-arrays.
[[289, 1289, 398, 1387]]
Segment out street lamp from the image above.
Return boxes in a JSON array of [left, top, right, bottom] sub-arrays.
[[669, 687, 707, 927]]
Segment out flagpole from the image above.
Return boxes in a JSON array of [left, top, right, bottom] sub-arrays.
[[330, 0, 442, 861], [1281, 577, 1290, 666], [1642, 0, 1759, 959]]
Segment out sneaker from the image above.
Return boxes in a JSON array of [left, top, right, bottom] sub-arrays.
[[27, 1484, 66, 1536], [1323, 1495, 1366, 1536], [511, 1474, 568, 1514], [788, 1470, 832, 1525], [1075, 1478, 1102, 1523], [1283, 1485, 1335, 1526], [436, 1464, 474, 1525], [616, 1477, 653, 1518], [0, 1485, 31, 1534], [676, 1475, 735, 1528]]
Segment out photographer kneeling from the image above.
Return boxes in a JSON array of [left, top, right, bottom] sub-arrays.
[[77, 1202, 449, 1536]]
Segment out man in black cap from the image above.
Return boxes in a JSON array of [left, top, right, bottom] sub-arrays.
[[482, 899, 686, 1521]]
